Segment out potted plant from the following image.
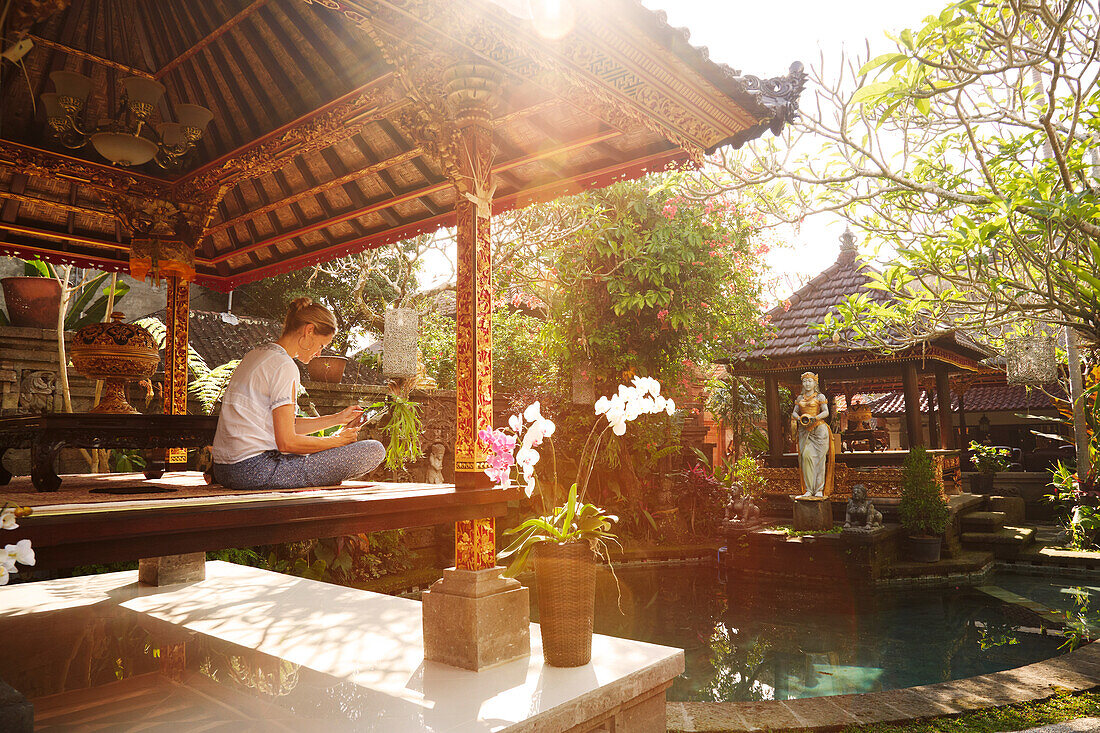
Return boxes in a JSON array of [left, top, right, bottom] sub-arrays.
[[969, 441, 1010, 493], [899, 445, 951, 562], [484, 377, 676, 667], [306, 354, 349, 383], [1, 258, 62, 328]]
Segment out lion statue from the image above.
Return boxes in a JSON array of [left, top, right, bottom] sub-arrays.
[[844, 484, 883, 529], [723, 485, 762, 528]]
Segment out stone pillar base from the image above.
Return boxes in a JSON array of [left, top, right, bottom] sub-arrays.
[[0, 679, 32, 732], [138, 553, 206, 586], [423, 566, 530, 671], [792, 496, 833, 531]]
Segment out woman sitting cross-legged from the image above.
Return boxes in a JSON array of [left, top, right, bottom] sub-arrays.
[[211, 297, 385, 490]]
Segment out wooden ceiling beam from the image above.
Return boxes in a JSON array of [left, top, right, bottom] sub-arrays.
[[25, 34, 154, 78], [209, 138, 662, 267], [0, 175, 28, 223], [155, 0, 268, 80]]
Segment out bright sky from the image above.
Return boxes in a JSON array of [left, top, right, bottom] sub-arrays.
[[420, 1, 952, 295], [638, 0, 950, 293]]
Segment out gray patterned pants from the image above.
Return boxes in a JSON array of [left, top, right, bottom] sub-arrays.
[[212, 440, 386, 490]]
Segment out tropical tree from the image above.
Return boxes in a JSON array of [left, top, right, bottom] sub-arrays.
[[696, 0, 1100, 349]]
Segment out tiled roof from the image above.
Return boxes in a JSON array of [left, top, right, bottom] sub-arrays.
[[751, 244, 892, 360], [864, 384, 1061, 415]]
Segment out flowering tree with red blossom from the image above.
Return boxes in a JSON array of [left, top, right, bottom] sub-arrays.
[[543, 172, 774, 392]]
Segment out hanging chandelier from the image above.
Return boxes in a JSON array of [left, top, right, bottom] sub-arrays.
[[41, 70, 212, 169]]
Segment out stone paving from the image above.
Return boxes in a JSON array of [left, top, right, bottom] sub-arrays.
[[667, 640, 1100, 732]]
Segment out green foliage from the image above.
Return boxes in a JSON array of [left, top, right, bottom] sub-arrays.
[[544, 174, 771, 389], [263, 531, 414, 586], [234, 252, 406, 354], [969, 441, 1011, 474], [804, 1, 1100, 349], [109, 449, 146, 472], [776, 525, 843, 538], [417, 308, 561, 398], [417, 312, 456, 389], [898, 446, 950, 537], [380, 396, 423, 471], [1048, 461, 1100, 550], [498, 483, 619, 578], [728, 455, 768, 501], [492, 307, 562, 399], [135, 316, 238, 414]]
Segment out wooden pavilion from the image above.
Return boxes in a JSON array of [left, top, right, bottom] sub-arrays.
[[724, 229, 997, 502], [0, 1, 804, 568]]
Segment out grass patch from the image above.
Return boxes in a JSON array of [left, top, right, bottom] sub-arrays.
[[841, 691, 1100, 732]]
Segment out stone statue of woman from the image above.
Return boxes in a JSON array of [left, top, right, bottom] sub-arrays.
[[791, 371, 830, 497]]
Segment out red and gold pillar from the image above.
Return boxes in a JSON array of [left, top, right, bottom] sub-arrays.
[[163, 275, 190, 462], [448, 63, 502, 571]]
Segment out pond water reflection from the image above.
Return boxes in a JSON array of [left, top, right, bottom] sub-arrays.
[[530, 564, 1100, 702]]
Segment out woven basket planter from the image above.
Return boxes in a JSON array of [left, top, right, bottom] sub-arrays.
[[534, 540, 596, 667]]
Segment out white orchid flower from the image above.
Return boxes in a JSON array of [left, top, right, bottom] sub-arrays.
[[516, 446, 540, 469], [536, 418, 556, 439], [653, 395, 667, 413], [594, 395, 610, 415], [4, 540, 33, 567], [0, 565, 8, 586], [523, 401, 543, 423], [611, 419, 628, 436], [637, 396, 656, 414], [0, 509, 17, 530], [508, 413, 523, 433], [523, 478, 536, 498], [665, 398, 676, 415]]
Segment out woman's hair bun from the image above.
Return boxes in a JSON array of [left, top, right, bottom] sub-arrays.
[[288, 296, 313, 313]]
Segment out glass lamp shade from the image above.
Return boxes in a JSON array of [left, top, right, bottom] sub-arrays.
[[174, 104, 213, 134], [49, 69, 92, 101], [383, 307, 419, 378], [41, 92, 65, 118], [90, 132, 159, 166], [1005, 335, 1058, 385], [121, 76, 165, 107], [157, 122, 184, 148], [49, 70, 93, 102]]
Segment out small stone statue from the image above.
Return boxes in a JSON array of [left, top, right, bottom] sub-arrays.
[[18, 370, 55, 413], [723, 485, 762, 530], [844, 484, 883, 530], [425, 442, 446, 484]]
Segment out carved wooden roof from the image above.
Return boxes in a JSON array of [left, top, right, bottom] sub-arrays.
[[0, 0, 804, 290]]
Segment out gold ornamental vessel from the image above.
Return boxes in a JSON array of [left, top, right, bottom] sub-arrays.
[[70, 312, 160, 414]]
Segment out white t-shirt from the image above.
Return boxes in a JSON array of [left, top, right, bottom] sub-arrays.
[[212, 343, 299, 464]]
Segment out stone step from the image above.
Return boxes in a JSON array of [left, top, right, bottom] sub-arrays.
[[961, 510, 1007, 531], [884, 549, 994, 579], [961, 526, 1037, 559]]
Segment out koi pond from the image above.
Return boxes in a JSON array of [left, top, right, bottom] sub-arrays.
[[530, 563, 1099, 703]]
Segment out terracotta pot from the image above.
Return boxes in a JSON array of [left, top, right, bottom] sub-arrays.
[[307, 355, 348, 383], [907, 535, 942, 563], [534, 541, 595, 667], [1, 276, 62, 329], [969, 473, 996, 494]]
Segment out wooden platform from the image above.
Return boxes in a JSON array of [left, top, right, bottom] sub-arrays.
[[2, 472, 516, 569]]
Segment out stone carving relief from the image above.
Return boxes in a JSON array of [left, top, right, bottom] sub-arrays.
[[18, 370, 56, 414]]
